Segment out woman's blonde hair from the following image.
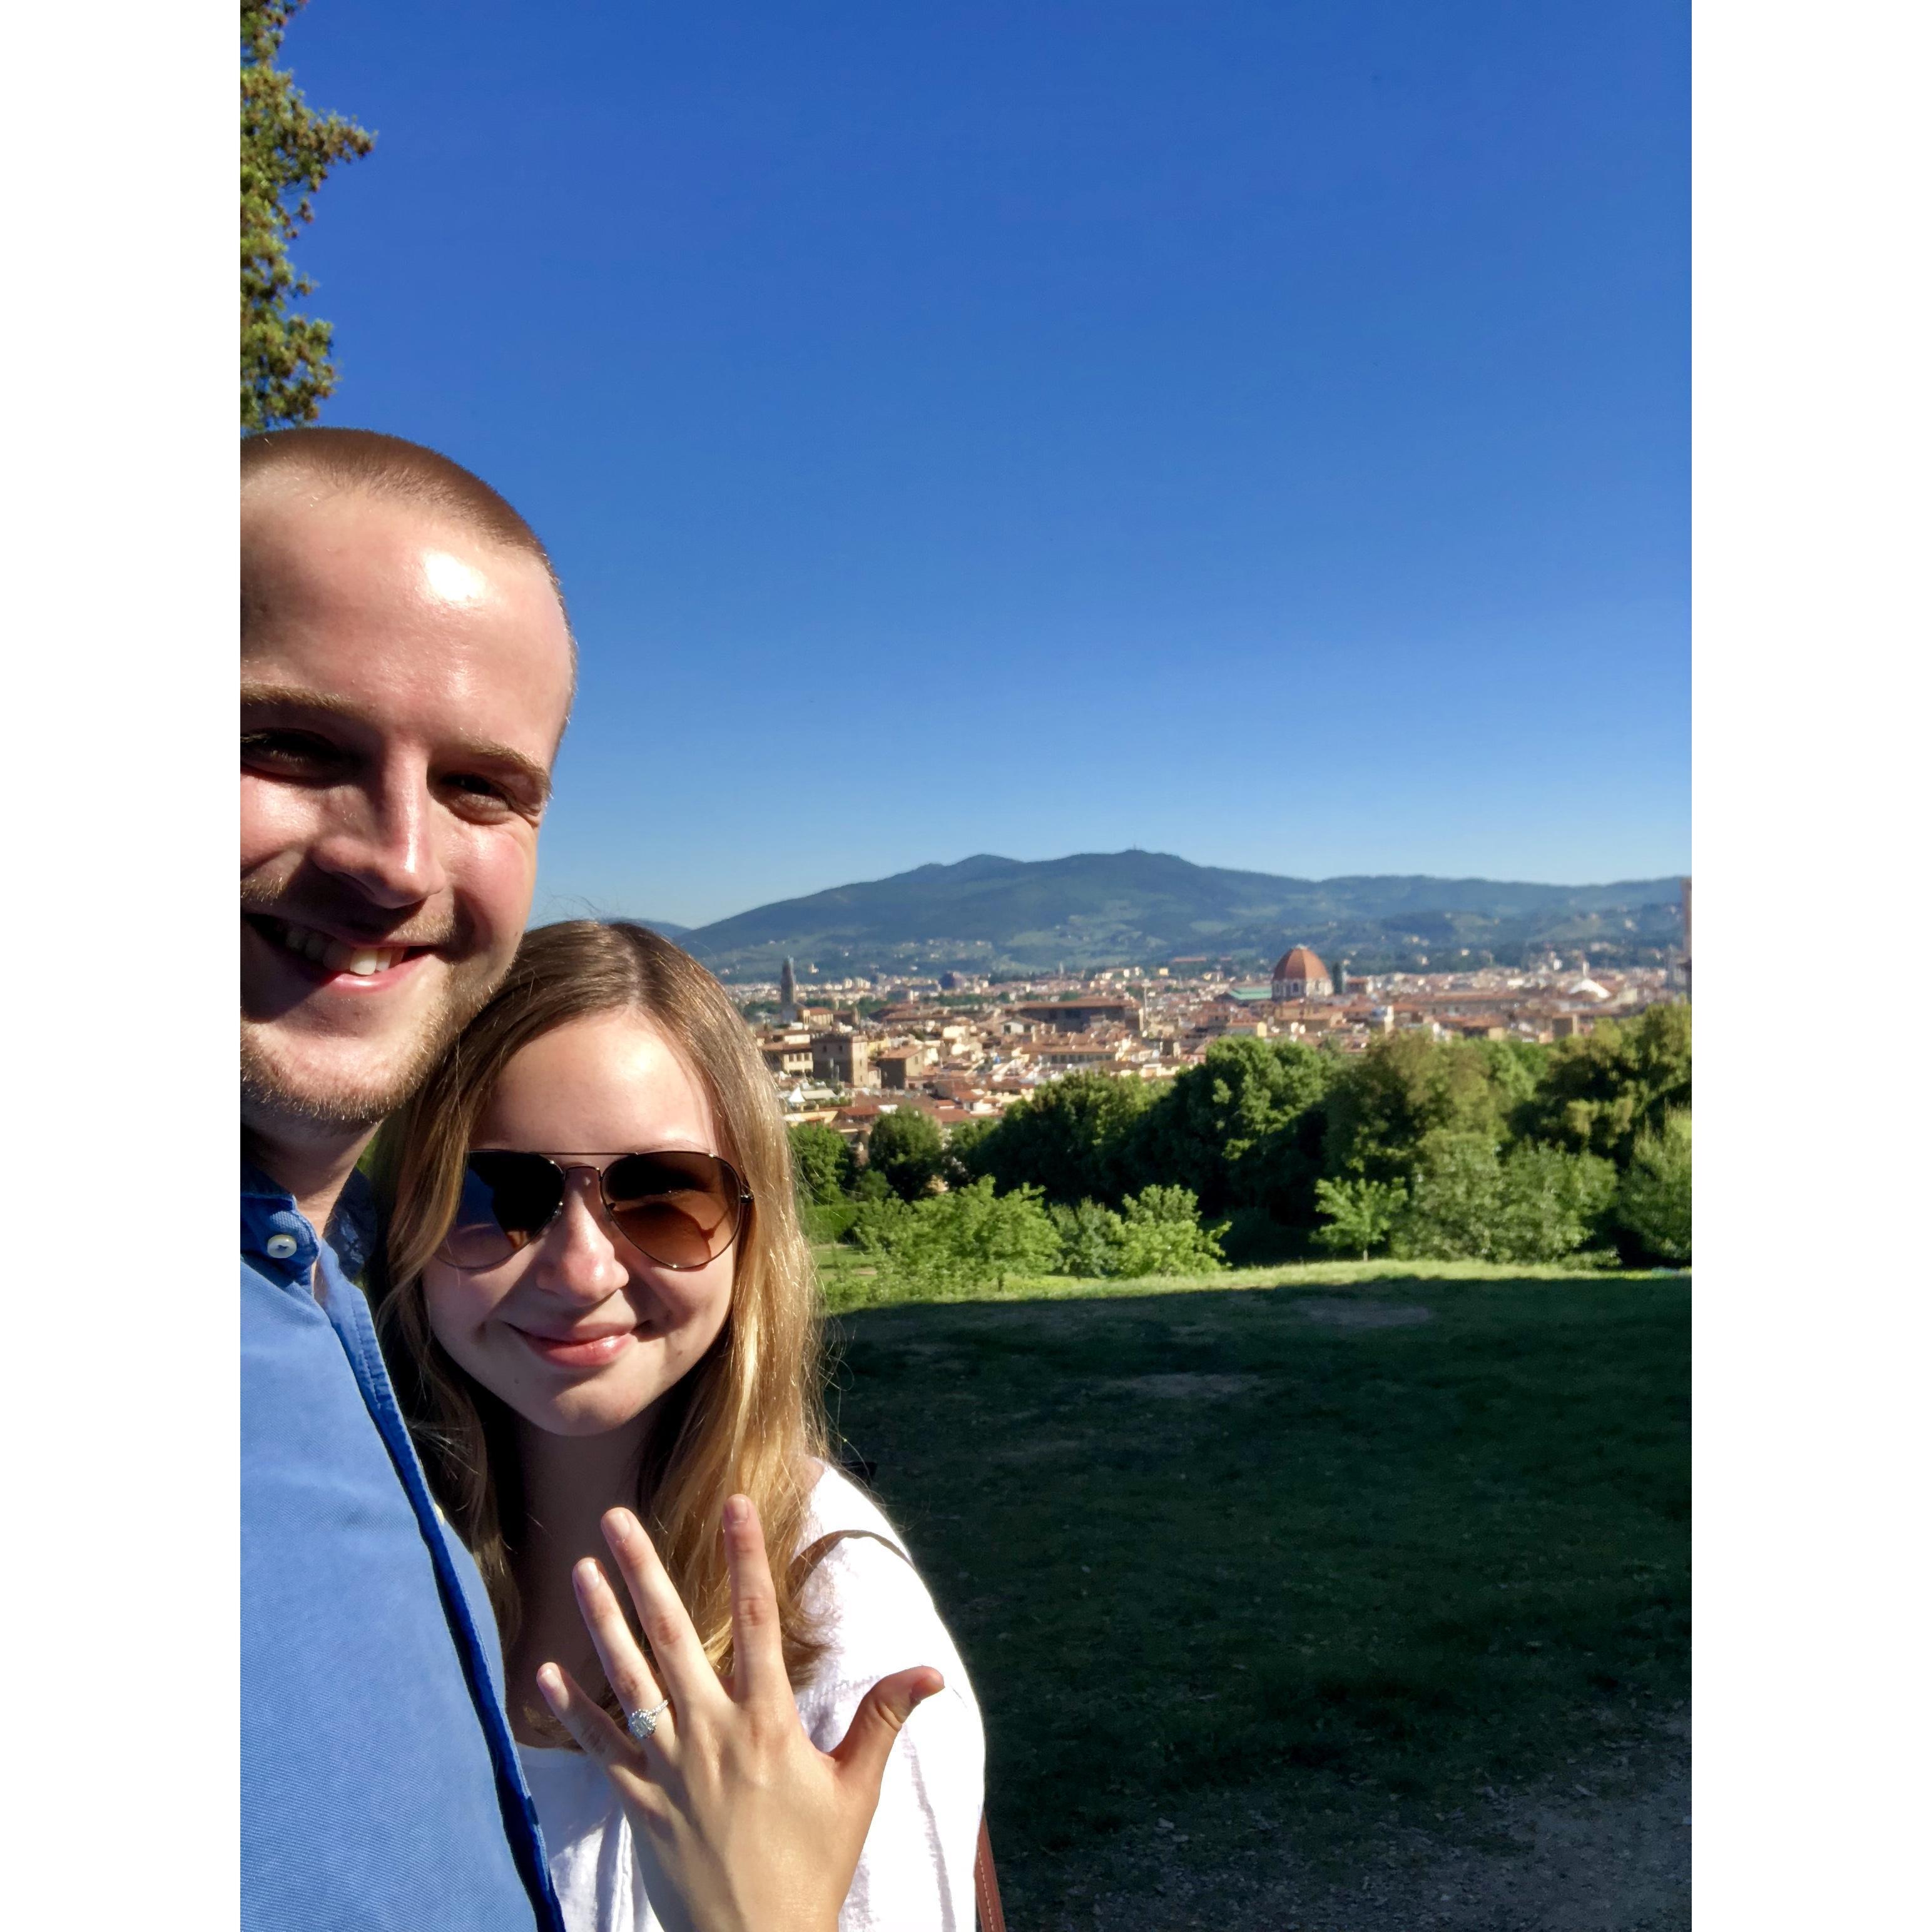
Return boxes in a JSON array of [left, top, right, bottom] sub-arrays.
[[368, 920, 829, 1700]]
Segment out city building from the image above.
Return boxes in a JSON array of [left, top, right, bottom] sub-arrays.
[[1008, 995, 1144, 1035], [737, 945, 1678, 1109], [759, 1037, 813, 1078], [1270, 945, 1333, 1000], [810, 1032, 873, 1088], [873, 1044, 937, 1090]]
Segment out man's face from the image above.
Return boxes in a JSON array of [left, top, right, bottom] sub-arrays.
[[241, 484, 575, 1139]]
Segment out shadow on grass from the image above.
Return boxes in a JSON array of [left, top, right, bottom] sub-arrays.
[[824, 1270, 1689, 1919]]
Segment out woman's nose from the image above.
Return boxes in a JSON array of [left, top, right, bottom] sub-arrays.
[[530, 1172, 631, 1301]]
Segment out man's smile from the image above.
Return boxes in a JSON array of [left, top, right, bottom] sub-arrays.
[[246, 913, 441, 985]]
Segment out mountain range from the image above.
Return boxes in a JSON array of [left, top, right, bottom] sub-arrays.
[[656, 850, 1685, 981]]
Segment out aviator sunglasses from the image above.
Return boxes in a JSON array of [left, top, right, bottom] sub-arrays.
[[437, 1148, 753, 1272]]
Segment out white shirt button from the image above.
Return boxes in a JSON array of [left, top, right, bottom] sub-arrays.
[[264, 1233, 300, 1260]]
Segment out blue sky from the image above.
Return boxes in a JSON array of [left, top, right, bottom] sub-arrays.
[[282, 0, 1688, 930]]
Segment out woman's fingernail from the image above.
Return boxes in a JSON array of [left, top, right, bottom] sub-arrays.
[[724, 1494, 750, 1527], [536, 1665, 562, 1703], [604, 1510, 633, 1545]]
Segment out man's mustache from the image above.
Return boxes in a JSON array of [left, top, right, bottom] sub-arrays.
[[238, 883, 464, 954]]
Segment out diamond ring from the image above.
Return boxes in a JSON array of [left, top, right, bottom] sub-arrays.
[[626, 1697, 671, 1743]]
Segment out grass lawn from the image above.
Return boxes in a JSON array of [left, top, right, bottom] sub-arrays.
[[818, 1262, 1690, 1928]]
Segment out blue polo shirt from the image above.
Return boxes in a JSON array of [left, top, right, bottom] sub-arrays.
[[241, 1162, 564, 1932]]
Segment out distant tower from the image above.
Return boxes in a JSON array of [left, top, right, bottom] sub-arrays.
[[1334, 957, 1349, 999], [778, 957, 798, 1022]]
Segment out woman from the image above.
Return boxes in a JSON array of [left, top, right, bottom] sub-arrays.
[[369, 920, 985, 1932]]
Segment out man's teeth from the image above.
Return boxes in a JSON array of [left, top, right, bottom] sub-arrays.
[[275, 922, 405, 976]]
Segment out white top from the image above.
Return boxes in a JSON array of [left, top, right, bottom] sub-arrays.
[[519, 1463, 986, 1932]]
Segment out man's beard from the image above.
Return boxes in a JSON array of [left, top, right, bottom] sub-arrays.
[[240, 959, 504, 1137]]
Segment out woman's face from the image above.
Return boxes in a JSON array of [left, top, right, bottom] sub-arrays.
[[423, 1012, 739, 1439]]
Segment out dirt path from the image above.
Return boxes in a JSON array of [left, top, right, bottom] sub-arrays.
[[1030, 1714, 1689, 1931]]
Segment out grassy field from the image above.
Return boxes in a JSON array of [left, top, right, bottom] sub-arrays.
[[819, 1261, 1690, 1929]]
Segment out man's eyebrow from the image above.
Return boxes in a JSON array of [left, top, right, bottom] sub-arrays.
[[240, 681, 554, 803]]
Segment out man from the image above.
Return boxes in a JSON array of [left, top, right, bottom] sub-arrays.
[[242, 428, 577, 1931], [243, 430, 942, 1932]]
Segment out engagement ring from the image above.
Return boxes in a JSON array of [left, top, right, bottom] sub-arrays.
[[626, 1697, 671, 1743]]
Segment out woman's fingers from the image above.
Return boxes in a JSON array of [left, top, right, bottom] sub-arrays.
[[600, 1508, 721, 1714], [536, 1660, 652, 1776], [720, 1494, 788, 1708], [572, 1555, 671, 1731], [826, 1665, 945, 1794]]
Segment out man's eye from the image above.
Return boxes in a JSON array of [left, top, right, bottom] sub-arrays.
[[444, 773, 517, 811], [242, 730, 343, 774]]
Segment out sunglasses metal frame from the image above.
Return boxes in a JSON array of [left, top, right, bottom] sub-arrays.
[[438, 1147, 754, 1272]]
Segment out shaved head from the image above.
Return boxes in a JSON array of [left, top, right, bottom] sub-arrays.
[[242, 427, 576, 698]]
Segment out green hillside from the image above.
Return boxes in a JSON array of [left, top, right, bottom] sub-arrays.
[[668, 850, 1684, 979]]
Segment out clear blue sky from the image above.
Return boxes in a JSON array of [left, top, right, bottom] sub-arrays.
[[283, 0, 1688, 930]]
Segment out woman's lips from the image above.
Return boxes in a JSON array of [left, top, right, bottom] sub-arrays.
[[509, 1326, 638, 1370]]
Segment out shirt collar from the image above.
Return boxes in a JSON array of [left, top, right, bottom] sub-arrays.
[[240, 1156, 377, 1284]]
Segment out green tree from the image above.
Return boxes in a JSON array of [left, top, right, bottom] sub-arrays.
[[1114, 1185, 1228, 1278], [1475, 1037, 1552, 1130], [1126, 1038, 1333, 1221], [853, 1179, 1062, 1293], [941, 1115, 998, 1189], [1322, 1032, 1505, 1185], [242, 1, 375, 430], [963, 1071, 1157, 1205], [1390, 1131, 1616, 1264], [788, 1121, 853, 1207], [1490, 1142, 1619, 1263], [1615, 1110, 1692, 1263], [1311, 1176, 1406, 1260], [1048, 1199, 1126, 1278], [863, 1109, 946, 1202], [1388, 1132, 1506, 1260], [1517, 1004, 1692, 1165]]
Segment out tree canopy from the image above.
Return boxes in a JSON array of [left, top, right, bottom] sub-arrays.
[[242, 1, 375, 430], [787, 1121, 853, 1207], [1127, 1037, 1334, 1218], [1515, 1004, 1692, 1165], [1615, 1110, 1692, 1263], [1321, 1031, 1505, 1184], [863, 1109, 946, 1202], [853, 1179, 1062, 1293], [1114, 1184, 1228, 1278], [960, 1069, 1157, 1205], [1311, 1176, 1406, 1261], [810, 1006, 1689, 1272]]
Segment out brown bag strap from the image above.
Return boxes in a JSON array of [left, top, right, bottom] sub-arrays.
[[972, 1812, 1007, 1932], [790, 1528, 1007, 1932], [789, 1527, 909, 1585]]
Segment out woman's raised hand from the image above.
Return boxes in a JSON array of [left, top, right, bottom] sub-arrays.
[[537, 1496, 943, 1932]]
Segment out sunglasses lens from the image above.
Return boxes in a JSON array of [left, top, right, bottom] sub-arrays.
[[437, 1152, 564, 1268], [602, 1152, 745, 1268]]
